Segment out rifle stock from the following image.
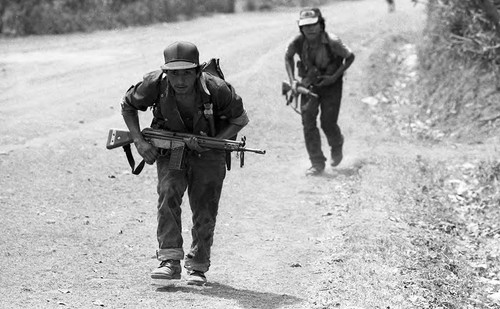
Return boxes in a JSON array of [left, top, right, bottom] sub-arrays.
[[106, 129, 133, 149], [281, 81, 319, 114], [281, 80, 318, 100]]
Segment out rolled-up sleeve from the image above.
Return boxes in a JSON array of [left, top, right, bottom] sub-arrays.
[[121, 70, 163, 116], [229, 110, 249, 127]]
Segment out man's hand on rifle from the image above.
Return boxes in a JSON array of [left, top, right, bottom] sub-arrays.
[[291, 79, 299, 95], [134, 139, 159, 165], [315, 74, 339, 87], [185, 136, 209, 153]]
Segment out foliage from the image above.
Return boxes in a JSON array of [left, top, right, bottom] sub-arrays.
[[408, 0, 500, 141], [0, 0, 237, 36], [0, 0, 332, 36], [421, 0, 499, 65]]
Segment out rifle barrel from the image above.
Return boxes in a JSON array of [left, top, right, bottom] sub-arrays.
[[243, 148, 266, 154]]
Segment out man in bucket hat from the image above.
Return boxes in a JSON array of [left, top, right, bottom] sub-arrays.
[[120, 41, 249, 285], [285, 8, 355, 176]]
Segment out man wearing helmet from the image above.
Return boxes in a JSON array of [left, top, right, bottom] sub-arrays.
[[285, 8, 355, 176], [121, 41, 249, 285]]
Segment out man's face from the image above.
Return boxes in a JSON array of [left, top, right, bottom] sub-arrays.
[[166, 68, 199, 95], [301, 23, 321, 40]]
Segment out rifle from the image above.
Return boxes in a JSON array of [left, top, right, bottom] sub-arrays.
[[106, 128, 266, 174], [281, 80, 319, 115]]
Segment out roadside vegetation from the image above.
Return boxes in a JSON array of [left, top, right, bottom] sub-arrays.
[[366, 0, 500, 307], [0, 0, 330, 36], [415, 0, 500, 142], [0, 0, 236, 35]]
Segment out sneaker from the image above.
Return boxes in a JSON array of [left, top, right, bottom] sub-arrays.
[[305, 165, 324, 176], [151, 260, 181, 280], [187, 270, 207, 286]]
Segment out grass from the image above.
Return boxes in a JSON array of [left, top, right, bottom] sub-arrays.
[[365, 25, 500, 308]]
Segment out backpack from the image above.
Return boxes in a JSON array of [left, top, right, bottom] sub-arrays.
[[201, 58, 225, 80]]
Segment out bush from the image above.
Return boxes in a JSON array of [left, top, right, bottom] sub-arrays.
[[411, 0, 500, 141], [0, 0, 336, 36], [0, 0, 236, 35]]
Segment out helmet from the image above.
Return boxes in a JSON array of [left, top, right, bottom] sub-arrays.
[[161, 41, 199, 70]]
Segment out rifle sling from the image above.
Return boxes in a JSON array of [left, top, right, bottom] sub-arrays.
[[123, 144, 145, 175]]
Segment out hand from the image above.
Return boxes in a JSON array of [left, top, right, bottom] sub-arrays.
[[185, 136, 209, 153], [315, 75, 338, 87], [291, 79, 299, 95], [134, 139, 159, 165]]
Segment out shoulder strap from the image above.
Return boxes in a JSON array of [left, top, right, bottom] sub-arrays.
[[151, 72, 168, 115]]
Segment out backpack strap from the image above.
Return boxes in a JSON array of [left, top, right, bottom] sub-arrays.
[[199, 73, 216, 137], [150, 72, 168, 127]]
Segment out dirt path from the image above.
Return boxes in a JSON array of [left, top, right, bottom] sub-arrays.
[[0, 1, 448, 308]]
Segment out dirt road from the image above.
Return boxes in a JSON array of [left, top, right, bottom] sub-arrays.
[[0, 1, 440, 308]]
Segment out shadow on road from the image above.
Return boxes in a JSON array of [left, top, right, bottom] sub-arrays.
[[155, 281, 303, 308]]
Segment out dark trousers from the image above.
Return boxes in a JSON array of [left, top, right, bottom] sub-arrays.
[[155, 150, 226, 273], [300, 80, 344, 168]]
